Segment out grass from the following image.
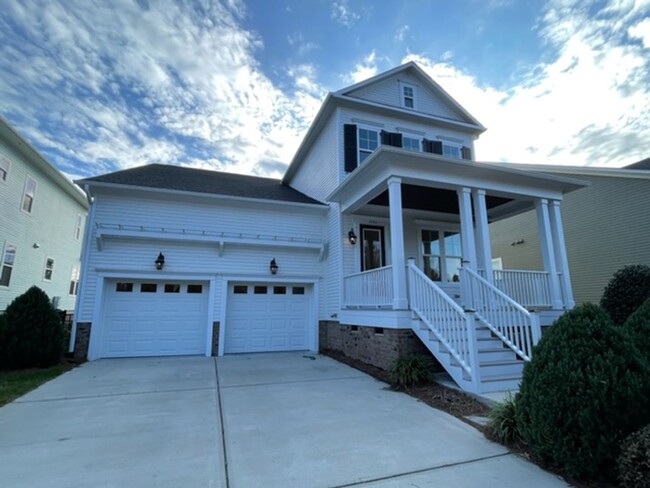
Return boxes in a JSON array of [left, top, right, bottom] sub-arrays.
[[0, 364, 72, 406]]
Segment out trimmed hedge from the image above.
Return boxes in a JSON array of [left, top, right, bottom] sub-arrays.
[[618, 424, 650, 488], [0, 286, 66, 369], [516, 303, 650, 480], [624, 297, 650, 363], [600, 264, 650, 325]]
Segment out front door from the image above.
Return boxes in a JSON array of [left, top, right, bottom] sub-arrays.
[[360, 225, 385, 271]]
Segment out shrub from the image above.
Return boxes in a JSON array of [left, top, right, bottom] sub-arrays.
[[618, 424, 650, 488], [600, 264, 650, 325], [388, 354, 433, 387], [624, 297, 650, 362], [0, 286, 66, 369], [516, 303, 650, 480], [488, 394, 520, 445]]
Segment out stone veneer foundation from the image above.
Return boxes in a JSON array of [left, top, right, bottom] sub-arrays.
[[318, 320, 432, 370]]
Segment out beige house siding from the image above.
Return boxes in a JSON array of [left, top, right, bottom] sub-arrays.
[[490, 173, 650, 305]]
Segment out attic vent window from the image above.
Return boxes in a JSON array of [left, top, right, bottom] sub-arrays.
[[400, 82, 416, 109]]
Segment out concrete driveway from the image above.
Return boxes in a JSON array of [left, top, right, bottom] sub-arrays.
[[0, 353, 569, 487]]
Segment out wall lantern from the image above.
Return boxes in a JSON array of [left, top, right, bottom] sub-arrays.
[[270, 258, 278, 275], [348, 228, 357, 245], [155, 252, 165, 270]]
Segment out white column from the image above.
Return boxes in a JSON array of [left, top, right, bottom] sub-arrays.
[[549, 200, 575, 309], [457, 187, 477, 270], [472, 189, 493, 283], [388, 177, 408, 309], [535, 198, 563, 309]]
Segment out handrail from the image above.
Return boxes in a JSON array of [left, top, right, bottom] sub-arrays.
[[343, 265, 393, 308], [408, 262, 476, 377], [460, 267, 540, 361]]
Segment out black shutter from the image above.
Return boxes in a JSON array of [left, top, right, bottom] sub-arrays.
[[422, 139, 433, 153], [380, 131, 403, 148], [380, 130, 390, 145], [432, 140, 443, 155], [461, 146, 472, 160], [344, 124, 358, 172]]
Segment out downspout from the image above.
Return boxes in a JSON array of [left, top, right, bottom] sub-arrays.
[[68, 185, 95, 354]]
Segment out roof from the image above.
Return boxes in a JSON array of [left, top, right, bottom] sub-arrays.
[[490, 162, 650, 180], [77, 164, 324, 206], [0, 116, 88, 208], [625, 158, 650, 170]]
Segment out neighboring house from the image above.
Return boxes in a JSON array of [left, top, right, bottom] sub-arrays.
[[0, 116, 88, 312], [73, 62, 587, 393], [489, 162, 650, 305]]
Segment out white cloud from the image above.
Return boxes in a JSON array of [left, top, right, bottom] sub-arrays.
[[403, 0, 650, 167], [287, 32, 320, 56], [344, 51, 378, 84], [628, 17, 650, 47], [331, 0, 360, 27], [395, 25, 410, 42]]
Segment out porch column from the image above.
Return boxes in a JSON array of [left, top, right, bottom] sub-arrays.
[[549, 200, 575, 309], [472, 189, 493, 283], [457, 187, 477, 270], [535, 198, 563, 309], [388, 177, 408, 309]]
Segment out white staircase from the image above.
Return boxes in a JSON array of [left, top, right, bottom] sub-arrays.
[[407, 260, 541, 394]]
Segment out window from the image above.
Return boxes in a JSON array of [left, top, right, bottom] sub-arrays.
[[187, 284, 203, 294], [43, 257, 55, 281], [360, 225, 385, 271], [74, 215, 83, 241], [273, 286, 287, 295], [164, 284, 181, 293], [292, 286, 305, 295], [421, 229, 462, 282], [0, 153, 10, 182], [140, 283, 157, 293], [254, 286, 268, 294], [402, 136, 421, 152], [233, 285, 248, 294], [21, 176, 37, 213], [358, 127, 379, 163], [442, 142, 462, 159], [0, 244, 16, 287], [116, 282, 133, 292], [69, 265, 80, 295], [400, 82, 416, 109]]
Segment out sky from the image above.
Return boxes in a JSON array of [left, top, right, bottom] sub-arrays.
[[0, 0, 649, 181]]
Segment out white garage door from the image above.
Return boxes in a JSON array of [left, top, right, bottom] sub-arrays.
[[101, 280, 209, 358], [225, 283, 312, 353]]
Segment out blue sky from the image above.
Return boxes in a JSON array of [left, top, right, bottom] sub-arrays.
[[0, 0, 649, 180]]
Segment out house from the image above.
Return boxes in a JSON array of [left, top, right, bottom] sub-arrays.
[[0, 116, 88, 312], [489, 161, 650, 305], [72, 62, 587, 393]]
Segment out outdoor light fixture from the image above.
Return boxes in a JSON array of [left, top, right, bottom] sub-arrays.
[[270, 258, 278, 275], [155, 252, 165, 270], [348, 228, 357, 245]]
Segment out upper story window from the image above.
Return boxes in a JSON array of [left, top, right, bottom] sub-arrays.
[[74, 215, 83, 241], [69, 264, 80, 295], [43, 257, 55, 281], [400, 82, 417, 109], [21, 175, 37, 213], [442, 142, 462, 159], [0, 153, 10, 182], [0, 244, 16, 287], [358, 127, 379, 163], [402, 136, 421, 152]]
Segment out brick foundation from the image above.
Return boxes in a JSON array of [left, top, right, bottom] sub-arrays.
[[319, 321, 434, 370], [73, 322, 91, 360], [211, 321, 220, 356]]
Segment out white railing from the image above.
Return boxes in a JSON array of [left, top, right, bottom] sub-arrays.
[[492, 269, 552, 308], [343, 266, 393, 308], [408, 262, 478, 379], [461, 267, 541, 361]]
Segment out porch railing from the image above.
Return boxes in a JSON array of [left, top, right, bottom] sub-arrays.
[[461, 267, 541, 361], [408, 262, 478, 379], [343, 266, 393, 308], [492, 269, 552, 308]]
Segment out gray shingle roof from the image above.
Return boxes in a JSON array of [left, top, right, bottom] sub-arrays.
[[77, 164, 323, 205], [625, 158, 650, 170]]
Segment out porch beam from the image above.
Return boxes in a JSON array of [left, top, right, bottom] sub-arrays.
[[388, 177, 408, 309], [457, 187, 477, 270], [535, 198, 563, 309], [549, 200, 575, 309], [472, 189, 493, 283]]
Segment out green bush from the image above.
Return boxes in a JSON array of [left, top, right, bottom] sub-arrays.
[[388, 354, 433, 387], [0, 286, 66, 369], [624, 297, 650, 362], [600, 264, 650, 325], [618, 424, 650, 488], [516, 303, 650, 480], [488, 394, 520, 445]]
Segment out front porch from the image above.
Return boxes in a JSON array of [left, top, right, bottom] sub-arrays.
[[328, 147, 587, 393]]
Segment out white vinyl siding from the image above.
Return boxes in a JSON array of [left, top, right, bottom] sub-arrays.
[[74, 215, 83, 240]]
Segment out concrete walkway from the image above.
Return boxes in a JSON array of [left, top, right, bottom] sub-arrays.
[[0, 353, 569, 487]]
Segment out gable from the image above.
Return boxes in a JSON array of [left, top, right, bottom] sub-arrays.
[[343, 71, 470, 123]]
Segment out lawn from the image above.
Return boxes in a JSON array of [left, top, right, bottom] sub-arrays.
[[0, 364, 72, 406]]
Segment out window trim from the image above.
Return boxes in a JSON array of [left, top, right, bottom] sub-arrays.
[[21, 174, 37, 214], [0, 153, 10, 183], [74, 215, 83, 241], [357, 126, 380, 164], [0, 243, 16, 288], [399, 81, 417, 110], [43, 257, 55, 282]]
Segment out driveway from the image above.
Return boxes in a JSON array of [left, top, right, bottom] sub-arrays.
[[0, 353, 569, 487]]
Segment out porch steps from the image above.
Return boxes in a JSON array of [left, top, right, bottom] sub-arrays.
[[412, 319, 524, 393]]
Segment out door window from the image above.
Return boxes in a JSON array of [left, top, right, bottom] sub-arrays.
[[360, 225, 385, 271]]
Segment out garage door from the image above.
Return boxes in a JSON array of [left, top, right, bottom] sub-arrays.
[[225, 283, 312, 353], [101, 280, 209, 358]]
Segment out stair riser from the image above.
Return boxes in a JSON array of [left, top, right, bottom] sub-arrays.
[[478, 350, 517, 362], [480, 379, 521, 393], [480, 363, 524, 376]]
